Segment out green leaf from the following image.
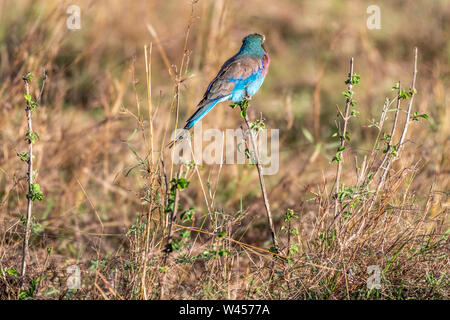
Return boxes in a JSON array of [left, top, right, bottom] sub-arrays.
[[28, 183, 44, 201], [268, 246, 278, 254], [342, 90, 351, 99], [180, 231, 191, 239], [17, 152, 30, 162], [344, 132, 351, 141], [289, 243, 299, 255], [302, 128, 314, 143], [126, 127, 138, 142], [239, 100, 249, 108], [218, 249, 231, 257], [175, 177, 190, 190], [127, 143, 145, 165], [399, 89, 412, 100], [23, 72, 34, 83], [124, 163, 140, 177], [283, 209, 297, 221], [411, 112, 429, 121], [7, 268, 19, 276], [180, 208, 194, 222], [345, 73, 360, 85]]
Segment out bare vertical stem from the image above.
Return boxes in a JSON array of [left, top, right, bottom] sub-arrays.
[[21, 78, 33, 286], [141, 43, 154, 299], [367, 48, 418, 214], [160, 167, 181, 299], [144, 43, 154, 165], [141, 182, 155, 299], [243, 114, 279, 252], [397, 47, 418, 154], [350, 48, 418, 241], [334, 58, 354, 217], [367, 82, 402, 212], [162, 171, 180, 267]]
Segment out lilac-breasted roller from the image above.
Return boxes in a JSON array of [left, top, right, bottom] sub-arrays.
[[169, 33, 270, 147]]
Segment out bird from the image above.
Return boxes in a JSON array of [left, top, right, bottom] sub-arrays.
[[168, 33, 270, 148]]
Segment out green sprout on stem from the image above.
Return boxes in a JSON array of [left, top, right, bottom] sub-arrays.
[[27, 183, 44, 201]]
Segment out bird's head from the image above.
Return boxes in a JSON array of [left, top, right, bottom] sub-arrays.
[[240, 33, 267, 58]]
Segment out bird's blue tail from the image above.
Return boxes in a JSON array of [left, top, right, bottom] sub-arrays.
[[184, 100, 219, 129], [167, 97, 227, 148]]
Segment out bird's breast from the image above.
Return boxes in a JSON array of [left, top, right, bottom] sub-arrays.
[[262, 53, 270, 76]]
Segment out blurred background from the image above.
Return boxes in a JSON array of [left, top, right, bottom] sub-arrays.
[[0, 0, 448, 298]]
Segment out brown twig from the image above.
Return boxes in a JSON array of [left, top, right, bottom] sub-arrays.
[[367, 81, 402, 212], [334, 57, 354, 217], [144, 43, 154, 165], [19, 69, 47, 288], [20, 74, 37, 287], [348, 48, 419, 243], [162, 168, 181, 267], [242, 113, 279, 252], [368, 48, 418, 214], [397, 47, 418, 154]]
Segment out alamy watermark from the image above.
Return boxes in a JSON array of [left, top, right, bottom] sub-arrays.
[[66, 5, 81, 30], [366, 5, 381, 30], [367, 265, 381, 290], [170, 123, 279, 175], [67, 264, 81, 289]]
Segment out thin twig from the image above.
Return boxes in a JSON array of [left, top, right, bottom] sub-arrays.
[[162, 168, 181, 267], [243, 113, 279, 252], [397, 47, 418, 154], [367, 81, 402, 212], [141, 43, 156, 300], [37, 69, 47, 103], [334, 58, 354, 217], [20, 77, 33, 287], [348, 48, 418, 243], [19, 71, 47, 288], [144, 43, 154, 165]]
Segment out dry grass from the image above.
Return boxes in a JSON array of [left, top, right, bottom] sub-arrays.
[[0, 0, 448, 300]]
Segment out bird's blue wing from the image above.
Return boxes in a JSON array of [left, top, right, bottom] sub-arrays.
[[184, 56, 263, 129]]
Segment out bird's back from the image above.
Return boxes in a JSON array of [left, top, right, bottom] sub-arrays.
[[201, 53, 266, 104]]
